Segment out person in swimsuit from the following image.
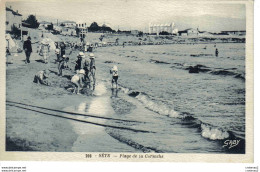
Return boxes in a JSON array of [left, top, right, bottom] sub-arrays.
[[71, 69, 86, 94], [110, 65, 119, 89]]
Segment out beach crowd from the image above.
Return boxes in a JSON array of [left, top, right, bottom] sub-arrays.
[[23, 35, 119, 95]]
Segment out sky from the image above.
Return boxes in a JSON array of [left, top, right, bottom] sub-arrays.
[[6, 0, 246, 32]]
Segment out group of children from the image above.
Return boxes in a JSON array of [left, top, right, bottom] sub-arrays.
[[71, 52, 96, 94], [34, 47, 119, 95]]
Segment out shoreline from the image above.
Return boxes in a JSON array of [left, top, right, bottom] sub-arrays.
[[5, 46, 140, 152]]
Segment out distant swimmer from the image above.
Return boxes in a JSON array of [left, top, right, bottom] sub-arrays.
[[71, 69, 86, 94], [110, 65, 119, 89], [215, 48, 219, 57], [33, 70, 50, 86], [203, 46, 207, 49]]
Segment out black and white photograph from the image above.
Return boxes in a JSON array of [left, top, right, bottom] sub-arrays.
[[0, 0, 254, 162]]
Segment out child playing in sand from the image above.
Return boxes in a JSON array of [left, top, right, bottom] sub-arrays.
[[71, 69, 86, 94], [33, 70, 50, 86], [58, 55, 69, 76], [110, 65, 119, 89]]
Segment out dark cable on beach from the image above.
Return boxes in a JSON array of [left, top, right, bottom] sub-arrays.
[[6, 100, 145, 123], [6, 103, 154, 134]]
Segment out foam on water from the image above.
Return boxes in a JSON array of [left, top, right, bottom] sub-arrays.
[[136, 93, 180, 118], [200, 124, 229, 140], [125, 89, 232, 141]]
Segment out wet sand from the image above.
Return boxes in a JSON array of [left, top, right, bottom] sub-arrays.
[[6, 44, 138, 152]]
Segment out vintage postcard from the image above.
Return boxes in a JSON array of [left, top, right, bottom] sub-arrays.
[[0, 0, 254, 162]]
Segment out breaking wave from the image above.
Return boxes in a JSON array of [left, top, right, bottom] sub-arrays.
[[124, 89, 243, 141], [136, 93, 180, 118], [200, 123, 229, 140]]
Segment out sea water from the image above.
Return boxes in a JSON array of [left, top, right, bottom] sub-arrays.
[[72, 43, 246, 153], [101, 43, 245, 153]]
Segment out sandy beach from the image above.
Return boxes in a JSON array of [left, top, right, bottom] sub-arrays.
[[6, 38, 140, 152]]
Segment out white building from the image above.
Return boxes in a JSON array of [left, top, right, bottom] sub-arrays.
[[6, 7, 22, 32], [149, 23, 175, 35], [178, 28, 199, 36], [53, 25, 62, 32], [76, 22, 88, 38], [61, 27, 77, 36], [76, 22, 88, 29], [39, 21, 52, 29], [61, 21, 76, 28]]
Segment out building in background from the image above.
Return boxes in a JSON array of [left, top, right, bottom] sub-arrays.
[[198, 31, 213, 37], [61, 27, 77, 36], [220, 30, 246, 36], [76, 22, 88, 39], [149, 23, 176, 35], [39, 21, 52, 29], [61, 21, 76, 28], [178, 28, 199, 36], [6, 6, 22, 33], [131, 30, 139, 35]]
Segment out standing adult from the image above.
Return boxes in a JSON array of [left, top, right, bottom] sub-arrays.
[[58, 55, 69, 76], [40, 42, 49, 64], [75, 52, 84, 73], [23, 36, 32, 64], [89, 53, 96, 86], [82, 55, 90, 82], [55, 42, 60, 63], [60, 42, 66, 57]]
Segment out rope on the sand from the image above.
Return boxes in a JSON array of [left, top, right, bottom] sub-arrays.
[[6, 103, 154, 134], [6, 100, 145, 123]]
